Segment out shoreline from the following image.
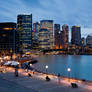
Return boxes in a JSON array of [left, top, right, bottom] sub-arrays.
[[33, 68, 92, 84], [1, 65, 92, 87], [0, 66, 92, 92]]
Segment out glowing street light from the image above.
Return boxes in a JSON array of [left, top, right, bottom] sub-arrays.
[[45, 65, 48, 69], [30, 64, 32, 67], [67, 68, 71, 82], [45, 65, 48, 74], [67, 68, 71, 72]]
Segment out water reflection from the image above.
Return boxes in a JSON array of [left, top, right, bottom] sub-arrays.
[[35, 55, 92, 81]]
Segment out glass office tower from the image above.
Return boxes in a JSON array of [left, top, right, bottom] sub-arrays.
[[62, 24, 69, 49], [17, 14, 32, 52], [0, 22, 16, 54], [71, 26, 81, 45], [32, 22, 40, 49], [39, 29, 50, 50], [40, 20, 54, 49], [54, 24, 60, 49]]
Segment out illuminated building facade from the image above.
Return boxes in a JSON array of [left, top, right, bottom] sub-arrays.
[[17, 14, 32, 52], [62, 24, 69, 49], [71, 26, 81, 45], [39, 29, 50, 50], [0, 22, 16, 54], [40, 20, 54, 49], [54, 24, 61, 49], [86, 35, 92, 48], [32, 22, 40, 49], [56, 31, 64, 49]]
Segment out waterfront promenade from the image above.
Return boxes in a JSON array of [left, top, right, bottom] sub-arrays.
[[0, 66, 92, 92]]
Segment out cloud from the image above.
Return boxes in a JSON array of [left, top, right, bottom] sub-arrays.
[[0, 0, 92, 38]]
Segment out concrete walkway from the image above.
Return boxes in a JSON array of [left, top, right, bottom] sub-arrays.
[[0, 76, 36, 92], [0, 67, 92, 92]]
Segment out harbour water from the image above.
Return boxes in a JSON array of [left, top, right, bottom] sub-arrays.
[[34, 55, 92, 81]]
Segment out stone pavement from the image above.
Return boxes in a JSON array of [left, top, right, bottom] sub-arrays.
[[0, 67, 92, 92], [0, 76, 36, 92]]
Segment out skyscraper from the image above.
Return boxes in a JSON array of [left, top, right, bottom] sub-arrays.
[[40, 20, 54, 49], [62, 24, 69, 49], [39, 29, 50, 50], [32, 22, 40, 49], [17, 14, 32, 52], [81, 37, 86, 46], [56, 31, 64, 49], [86, 35, 92, 48], [71, 26, 81, 45], [54, 24, 61, 49], [0, 22, 16, 54]]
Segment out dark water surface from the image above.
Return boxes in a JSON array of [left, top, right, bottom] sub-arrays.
[[34, 55, 92, 81]]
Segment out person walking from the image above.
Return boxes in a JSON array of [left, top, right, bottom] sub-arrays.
[[15, 66, 18, 77], [58, 73, 61, 84]]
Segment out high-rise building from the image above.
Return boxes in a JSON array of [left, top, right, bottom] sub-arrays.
[[0, 22, 16, 54], [81, 37, 86, 46], [71, 26, 81, 45], [86, 35, 92, 48], [54, 24, 60, 34], [55, 31, 64, 49], [54, 24, 60, 49], [62, 24, 69, 49], [32, 22, 40, 49], [39, 29, 50, 50], [17, 14, 32, 52], [15, 29, 20, 53], [40, 20, 54, 49]]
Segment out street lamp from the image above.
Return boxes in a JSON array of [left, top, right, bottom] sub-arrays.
[[30, 64, 32, 67], [45, 65, 48, 74], [67, 68, 71, 82], [30, 64, 34, 75], [45, 65, 50, 81], [30, 63, 33, 70]]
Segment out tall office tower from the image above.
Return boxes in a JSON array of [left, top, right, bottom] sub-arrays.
[[0, 22, 16, 54], [71, 26, 81, 45], [55, 30, 64, 49], [54, 24, 60, 49], [62, 24, 69, 49], [39, 29, 50, 50], [86, 35, 92, 48], [40, 20, 54, 49], [15, 29, 19, 53], [81, 37, 86, 46], [32, 22, 40, 49], [17, 14, 32, 52]]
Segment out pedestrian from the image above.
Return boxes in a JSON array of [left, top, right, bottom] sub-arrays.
[[28, 73, 32, 77], [15, 68, 18, 77], [58, 73, 61, 84]]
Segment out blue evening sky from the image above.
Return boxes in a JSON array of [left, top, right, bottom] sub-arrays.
[[0, 0, 92, 39]]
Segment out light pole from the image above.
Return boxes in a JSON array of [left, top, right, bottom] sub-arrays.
[[30, 63, 32, 70], [45, 65, 48, 74], [45, 65, 50, 81], [67, 68, 71, 82], [30, 64, 34, 74], [30, 64, 32, 67]]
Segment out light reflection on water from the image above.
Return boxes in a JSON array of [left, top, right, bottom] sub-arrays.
[[34, 55, 92, 81]]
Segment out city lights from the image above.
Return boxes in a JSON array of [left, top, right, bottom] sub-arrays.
[[0, 0, 92, 92]]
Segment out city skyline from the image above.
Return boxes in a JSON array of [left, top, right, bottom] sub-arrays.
[[0, 1, 92, 91], [0, 0, 92, 38]]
